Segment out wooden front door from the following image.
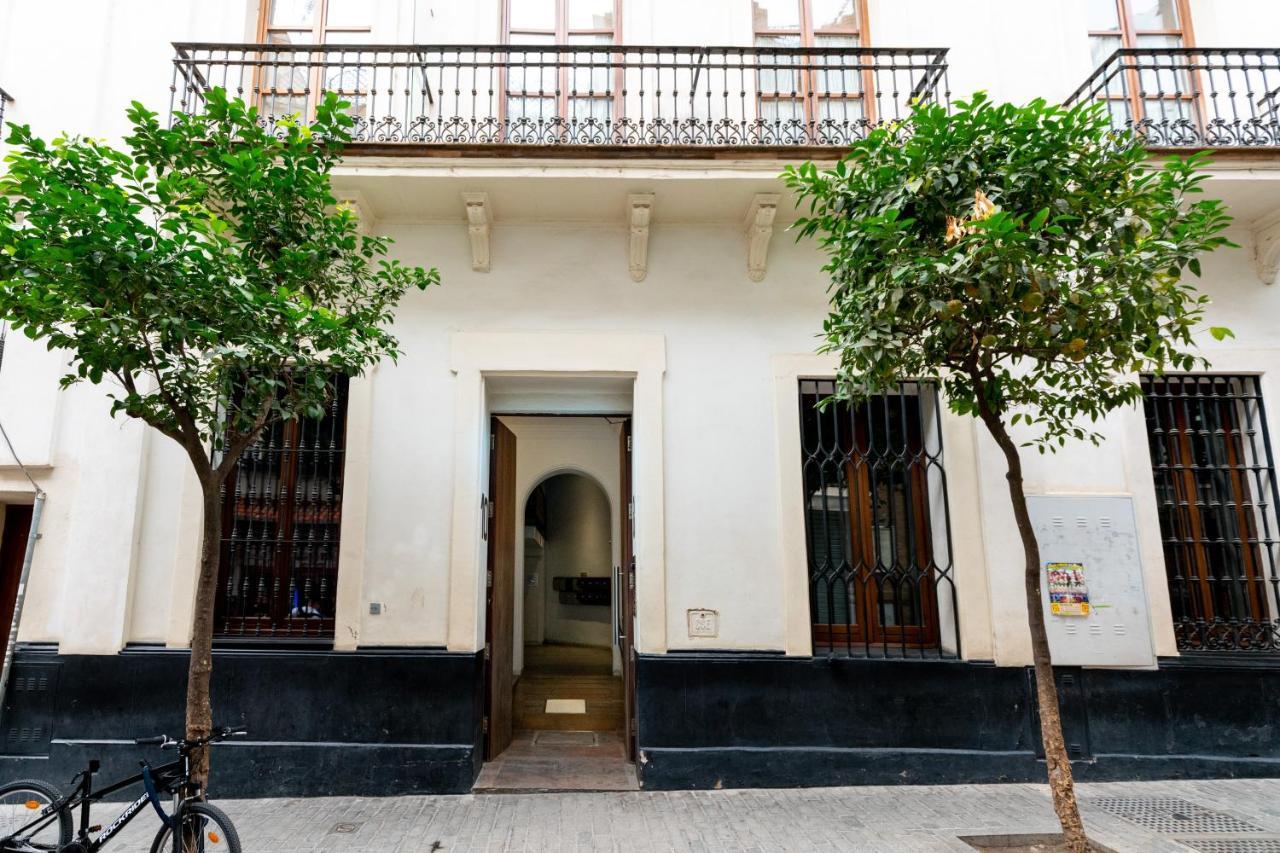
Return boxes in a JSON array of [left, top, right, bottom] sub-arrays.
[[0, 505, 33, 653], [618, 420, 637, 760], [485, 419, 518, 760]]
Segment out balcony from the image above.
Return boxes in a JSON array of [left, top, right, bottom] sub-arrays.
[[169, 43, 948, 157], [0, 88, 10, 127], [1065, 48, 1280, 150]]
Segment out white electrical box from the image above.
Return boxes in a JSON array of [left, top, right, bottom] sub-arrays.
[[1027, 495, 1155, 668]]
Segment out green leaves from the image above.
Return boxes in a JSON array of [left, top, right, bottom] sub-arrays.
[[785, 92, 1234, 450], [0, 89, 439, 476]]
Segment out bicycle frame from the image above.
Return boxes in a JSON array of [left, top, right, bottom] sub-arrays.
[[3, 758, 184, 853]]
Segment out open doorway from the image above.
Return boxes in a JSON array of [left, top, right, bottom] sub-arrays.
[[479, 413, 637, 792]]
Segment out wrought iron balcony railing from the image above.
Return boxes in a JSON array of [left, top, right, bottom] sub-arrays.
[[1065, 48, 1280, 149], [0, 88, 11, 129], [170, 43, 949, 153]]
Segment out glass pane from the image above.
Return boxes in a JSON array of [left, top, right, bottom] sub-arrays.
[[760, 98, 805, 123], [1090, 34, 1122, 69], [570, 97, 612, 123], [507, 43, 558, 95], [323, 0, 367, 27], [753, 0, 801, 31], [567, 35, 613, 94], [504, 31, 555, 44], [811, 0, 859, 30], [1087, 0, 1121, 30], [755, 34, 801, 95], [322, 30, 372, 44], [816, 96, 865, 123], [568, 0, 614, 30], [814, 34, 860, 94], [269, 0, 317, 26], [507, 96, 560, 121], [1130, 0, 1180, 30], [510, 0, 557, 30], [267, 29, 314, 45], [1136, 34, 1188, 95]]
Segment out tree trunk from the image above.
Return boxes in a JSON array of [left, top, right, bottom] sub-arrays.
[[976, 405, 1088, 852], [184, 483, 222, 795]]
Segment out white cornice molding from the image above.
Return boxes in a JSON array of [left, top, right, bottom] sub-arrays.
[[462, 191, 491, 273], [1253, 208, 1280, 286], [744, 193, 780, 282], [627, 193, 654, 282]]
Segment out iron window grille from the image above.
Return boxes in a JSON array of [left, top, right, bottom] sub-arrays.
[[214, 375, 351, 641], [798, 379, 958, 658], [1141, 374, 1280, 652]]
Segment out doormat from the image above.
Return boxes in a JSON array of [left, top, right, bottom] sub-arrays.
[[545, 699, 587, 714]]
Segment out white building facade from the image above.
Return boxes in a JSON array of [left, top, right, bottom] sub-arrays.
[[0, 0, 1278, 795]]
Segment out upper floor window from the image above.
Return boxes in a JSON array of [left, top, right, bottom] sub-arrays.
[[505, 0, 618, 44], [752, 0, 871, 129], [1140, 375, 1280, 653], [1087, 0, 1195, 126], [502, 0, 620, 126], [258, 0, 371, 44], [257, 0, 372, 121]]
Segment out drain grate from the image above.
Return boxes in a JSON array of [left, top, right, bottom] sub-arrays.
[[1178, 842, 1280, 853], [1086, 798, 1263, 835]]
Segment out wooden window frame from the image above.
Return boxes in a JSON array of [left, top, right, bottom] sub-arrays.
[[801, 382, 942, 653], [214, 376, 350, 643], [1088, 0, 1198, 126], [1142, 374, 1280, 652], [254, 0, 373, 120], [753, 0, 875, 129], [500, 0, 624, 130]]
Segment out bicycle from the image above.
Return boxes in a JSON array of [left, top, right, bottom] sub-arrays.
[[0, 726, 246, 852]]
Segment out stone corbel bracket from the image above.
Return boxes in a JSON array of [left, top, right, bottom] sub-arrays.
[[1253, 208, 1280, 285], [462, 192, 491, 273], [628, 193, 654, 282], [744, 193, 780, 282]]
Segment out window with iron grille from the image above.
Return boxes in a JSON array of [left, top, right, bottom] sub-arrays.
[[798, 379, 957, 657], [214, 375, 350, 641], [1140, 374, 1280, 652]]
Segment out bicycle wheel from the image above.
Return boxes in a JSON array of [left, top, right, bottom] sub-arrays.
[[149, 801, 241, 853], [0, 778, 71, 851]]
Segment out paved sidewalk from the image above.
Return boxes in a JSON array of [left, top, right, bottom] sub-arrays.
[[104, 778, 1280, 852]]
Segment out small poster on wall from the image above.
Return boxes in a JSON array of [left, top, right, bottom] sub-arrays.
[[1047, 562, 1091, 616]]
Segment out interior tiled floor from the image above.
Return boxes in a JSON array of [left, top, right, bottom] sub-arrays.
[[475, 643, 637, 793]]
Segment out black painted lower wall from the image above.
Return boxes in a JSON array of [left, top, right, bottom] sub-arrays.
[[3, 645, 1277, 797], [634, 652, 1280, 790], [0, 644, 484, 798]]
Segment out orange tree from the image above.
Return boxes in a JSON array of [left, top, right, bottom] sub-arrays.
[[784, 93, 1232, 849], [0, 90, 437, 789]]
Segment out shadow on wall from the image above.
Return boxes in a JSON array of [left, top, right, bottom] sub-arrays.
[[526, 473, 612, 648]]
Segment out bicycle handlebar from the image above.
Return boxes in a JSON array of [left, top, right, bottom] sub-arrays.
[[133, 726, 248, 749]]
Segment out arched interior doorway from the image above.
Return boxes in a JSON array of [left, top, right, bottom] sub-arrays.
[[517, 472, 622, 731]]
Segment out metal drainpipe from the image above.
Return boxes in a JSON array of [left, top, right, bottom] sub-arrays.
[[0, 489, 45, 716]]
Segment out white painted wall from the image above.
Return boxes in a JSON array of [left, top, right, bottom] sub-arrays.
[[0, 0, 1278, 670]]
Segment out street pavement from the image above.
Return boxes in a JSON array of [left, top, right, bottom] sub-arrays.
[[102, 777, 1280, 852]]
